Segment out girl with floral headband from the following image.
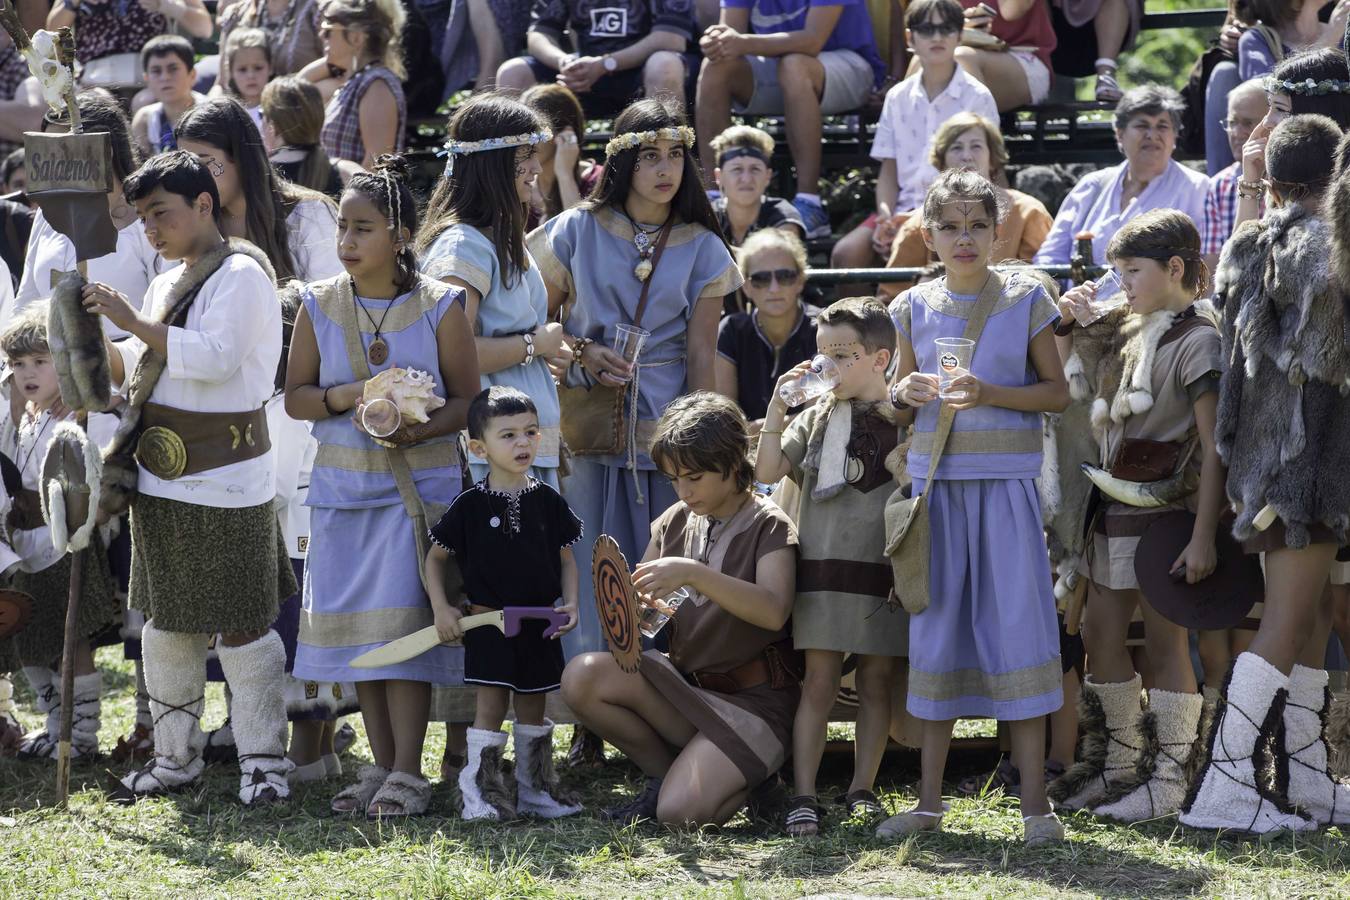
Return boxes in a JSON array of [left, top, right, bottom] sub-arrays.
[[412, 93, 569, 782], [527, 98, 743, 745]]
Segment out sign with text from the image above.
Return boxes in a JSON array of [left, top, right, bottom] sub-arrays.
[[23, 131, 113, 194]]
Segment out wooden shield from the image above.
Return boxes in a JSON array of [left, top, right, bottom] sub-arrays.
[[592, 534, 641, 673], [0, 589, 33, 640], [41, 425, 92, 536]]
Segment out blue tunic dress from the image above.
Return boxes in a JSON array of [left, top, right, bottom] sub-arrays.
[[421, 223, 560, 488], [293, 275, 465, 684], [528, 205, 743, 656], [890, 272, 1064, 721]]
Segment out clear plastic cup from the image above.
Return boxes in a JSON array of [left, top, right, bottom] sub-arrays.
[[777, 355, 841, 407], [361, 397, 401, 438], [935, 337, 975, 401], [639, 587, 690, 639], [1072, 268, 1129, 327], [611, 324, 651, 383]]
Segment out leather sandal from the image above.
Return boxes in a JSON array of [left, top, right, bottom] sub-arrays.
[[785, 795, 821, 837], [838, 788, 884, 822], [1023, 811, 1066, 847], [367, 771, 432, 819], [330, 764, 390, 815]]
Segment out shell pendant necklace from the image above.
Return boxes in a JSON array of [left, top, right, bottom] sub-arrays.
[[352, 279, 395, 365], [623, 211, 663, 282]]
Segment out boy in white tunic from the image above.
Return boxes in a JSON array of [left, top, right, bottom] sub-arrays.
[[83, 151, 297, 805]]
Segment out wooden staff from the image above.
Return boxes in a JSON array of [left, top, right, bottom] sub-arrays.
[[52, 24, 84, 809]]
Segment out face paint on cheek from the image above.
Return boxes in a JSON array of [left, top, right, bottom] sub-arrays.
[[819, 342, 863, 362]]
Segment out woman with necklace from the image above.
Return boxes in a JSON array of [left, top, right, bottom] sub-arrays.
[[305, 0, 406, 170], [288, 157, 479, 818], [528, 98, 742, 697]]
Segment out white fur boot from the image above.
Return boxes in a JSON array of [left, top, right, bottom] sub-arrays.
[[1283, 665, 1350, 825], [1049, 674, 1144, 810], [17, 666, 59, 759], [1179, 653, 1316, 834], [216, 631, 293, 805], [68, 671, 102, 758], [513, 720, 582, 818], [1091, 689, 1203, 822], [459, 727, 515, 821], [116, 620, 208, 800]]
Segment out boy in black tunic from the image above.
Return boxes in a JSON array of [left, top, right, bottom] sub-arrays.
[[426, 386, 582, 820]]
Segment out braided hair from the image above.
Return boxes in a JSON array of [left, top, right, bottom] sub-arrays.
[[343, 154, 420, 292]]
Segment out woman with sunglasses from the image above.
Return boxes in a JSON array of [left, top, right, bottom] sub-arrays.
[[714, 229, 817, 425]]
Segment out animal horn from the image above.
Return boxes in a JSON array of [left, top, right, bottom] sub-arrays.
[[1080, 463, 1199, 509]]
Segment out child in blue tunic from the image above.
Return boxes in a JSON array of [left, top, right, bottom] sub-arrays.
[[879, 169, 1070, 846], [426, 386, 583, 821]]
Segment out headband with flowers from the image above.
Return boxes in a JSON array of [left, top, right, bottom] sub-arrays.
[[438, 129, 554, 179], [1265, 76, 1350, 96], [604, 125, 696, 158]]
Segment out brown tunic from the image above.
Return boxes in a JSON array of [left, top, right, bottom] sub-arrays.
[[639, 494, 801, 786]]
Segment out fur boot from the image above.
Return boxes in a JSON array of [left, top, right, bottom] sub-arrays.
[[513, 720, 582, 818], [459, 727, 515, 821], [216, 631, 293, 805], [68, 671, 101, 757], [1091, 689, 1203, 822], [1048, 675, 1143, 809], [16, 666, 60, 759], [1283, 665, 1350, 825], [1327, 690, 1350, 780], [115, 620, 208, 799], [1179, 653, 1316, 834]]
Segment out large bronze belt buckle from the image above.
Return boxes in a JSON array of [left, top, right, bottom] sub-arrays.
[[136, 426, 188, 480]]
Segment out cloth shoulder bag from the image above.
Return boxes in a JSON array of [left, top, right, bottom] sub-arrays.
[[883, 271, 1004, 615], [558, 218, 673, 457]]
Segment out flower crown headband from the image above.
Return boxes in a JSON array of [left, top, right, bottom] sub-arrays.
[[439, 128, 553, 179], [1265, 76, 1350, 96], [604, 125, 696, 158]]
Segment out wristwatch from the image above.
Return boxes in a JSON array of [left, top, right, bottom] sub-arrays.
[[602, 55, 618, 73]]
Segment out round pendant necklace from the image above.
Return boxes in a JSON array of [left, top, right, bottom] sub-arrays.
[[623, 212, 663, 282], [352, 282, 395, 365]]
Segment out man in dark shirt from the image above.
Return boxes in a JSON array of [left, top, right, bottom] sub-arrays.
[[497, 0, 696, 116]]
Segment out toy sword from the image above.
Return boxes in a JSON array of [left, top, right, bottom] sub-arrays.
[[350, 606, 569, 669]]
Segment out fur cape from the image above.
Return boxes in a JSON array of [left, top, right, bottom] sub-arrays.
[[48, 270, 112, 413], [799, 397, 905, 500], [1213, 203, 1350, 547], [99, 239, 277, 518]]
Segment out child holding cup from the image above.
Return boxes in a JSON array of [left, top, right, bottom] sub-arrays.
[[882, 169, 1070, 846]]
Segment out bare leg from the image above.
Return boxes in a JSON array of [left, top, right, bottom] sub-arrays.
[[560, 652, 697, 777], [496, 56, 541, 93], [474, 685, 511, 732], [1092, 0, 1130, 62], [1197, 629, 1234, 687], [1081, 583, 1137, 684], [1249, 544, 1339, 674], [356, 681, 393, 769], [643, 51, 688, 112], [288, 720, 325, 766], [849, 654, 895, 795], [953, 47, 1032, 111], [1296, 584, 1335, 670], [1139, 599, 1197, 694], [695, 56, 753, 176], [385, 679, 430, 775], [72, 638, 95, 677], [512, 691, 547, 727], [792, 650, 843, 800], [1047, 667, 1079, 769], [778, 53, 826, 194], [1011, 716, 1051, 816], [916, 718, 956, 813], [656, 734, 750, 826], [467, 0, 506, 90]]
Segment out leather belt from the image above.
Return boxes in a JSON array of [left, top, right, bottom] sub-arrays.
[[136, 402, 271, 480], [686, 656, 771, 694]]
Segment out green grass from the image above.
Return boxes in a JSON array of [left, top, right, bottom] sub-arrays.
[[2, 652, 1349, 899]]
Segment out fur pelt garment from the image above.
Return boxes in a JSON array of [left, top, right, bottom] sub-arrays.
[[1213, 202, 1350, 547], [800, 397, 905, 501], [48, 269, 112, 412], [99, 239, 277, 518]]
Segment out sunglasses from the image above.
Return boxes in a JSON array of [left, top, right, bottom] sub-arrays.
[[748, 268, 801, 288], [911, 23, 961, 38]]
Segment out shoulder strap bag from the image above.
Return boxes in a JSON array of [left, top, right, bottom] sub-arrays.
[[883, 271, 1005, 615]]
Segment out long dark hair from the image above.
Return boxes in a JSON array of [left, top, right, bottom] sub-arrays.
[[345, 154, 421, 293], [1271, 48, 1350, 128], [75, 89, 140, 183], [583, 98, 725, 243], [414, 93, 545, 287], [176, 97, 332, 282], [520, 83, 587, 216]]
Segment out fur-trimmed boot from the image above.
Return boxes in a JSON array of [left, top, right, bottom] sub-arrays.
[[1049, 674, 1144, 810], [68, 671, 102, 758], [1091, 689, 1203, 822], [115, 620, 208, 800], [513, 720, 582, 818], [459, 727, 516, 821], [1283, 665, 1350, 825], [1179, 653, 1316, 834], [1328, 689, 1350, 780], [16, 667, 59, 759], [216, 631, 293, 805]]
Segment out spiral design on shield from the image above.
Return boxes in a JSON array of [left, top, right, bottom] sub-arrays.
[[593, 536, 639, 672]]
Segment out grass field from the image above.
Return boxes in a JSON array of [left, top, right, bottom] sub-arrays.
[[2, 651, 1349, 899]]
